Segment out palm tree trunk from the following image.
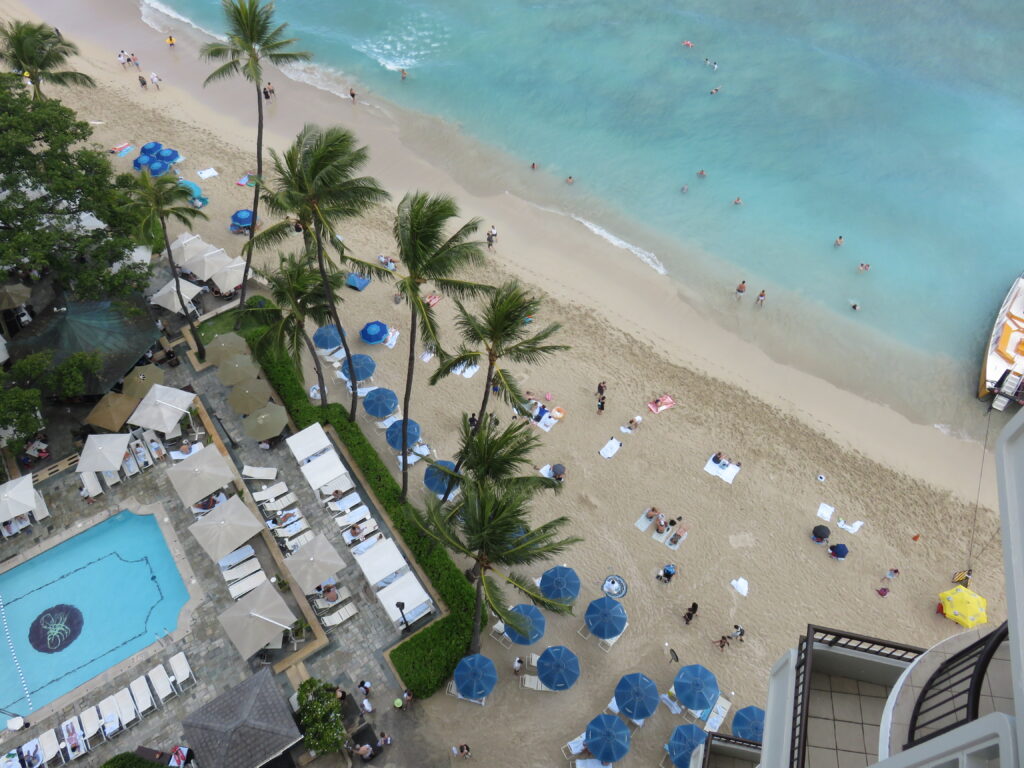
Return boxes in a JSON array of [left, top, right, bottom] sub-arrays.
[[312, 231, 357, 417], [440, 357, 495, 502], [469, 576, 484, 655], [301, 331, 329, 408], [234, 82, 263, 329], [400, 305, 417, 501], [161, 215, 205, 360]]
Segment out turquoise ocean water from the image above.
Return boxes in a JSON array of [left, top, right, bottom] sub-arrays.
[[147, 0, 1024, 429]]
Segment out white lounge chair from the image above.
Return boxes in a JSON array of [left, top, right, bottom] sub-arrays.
[[169, 651, 196, 690], [253, 482, 288, 502], [375, 414, 400, 430], [520, 674, 553, 692], [320, 603, 358, 628], [79, 706, 104, 744], [343, 519, 378, 545], [335, 507, 369, 531], [599, 623, 628, 652], [114, 687, 138, 728], [102, 469, 121, 487], [218, 544, 255, 570], [147, 663, 177, 704], [489, 621, 513, 649], [38, 728, 65, 764], [97, 696, 121, 738], [242, 465, 278, 480], [130, 675, 156, 718], [229, 570, 267, 599], [221, 558, 261, 583], [328, 492, 362, 513], [319, 474, 354, 497], [272, 519, 309, 539], [445, 679, 486, 706], [61, 717, 88, 759], [264, 492, 298, 512], [312, 588, 352, 611], [284, 531, 314, 552], [80, 471, 103, 498]]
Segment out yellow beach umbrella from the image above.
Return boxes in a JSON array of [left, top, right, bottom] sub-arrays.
[[938, 586, 987, 629]]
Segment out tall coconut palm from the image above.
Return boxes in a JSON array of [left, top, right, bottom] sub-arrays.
[[392, 192, 490, 500], [255, 251, 343, 407], [123, 173, 208, 359], [256, 124, 390, 419], [412, 480, 580, 654], [0, 21, 95, 100], [201, 0, 310, 324]]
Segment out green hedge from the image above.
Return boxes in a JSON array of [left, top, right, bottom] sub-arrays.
[[223, 309, 474, 697], [103, 755, 159, 768]]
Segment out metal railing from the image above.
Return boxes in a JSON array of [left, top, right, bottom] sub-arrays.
[[904, 621, 1009, 749], [701, 733, 763, 768]]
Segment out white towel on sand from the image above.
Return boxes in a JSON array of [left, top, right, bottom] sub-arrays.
[[538, 414, 558, 432], [420, 349, 434, 363], [385, 329, 400, 349], [703, 456, 741, 483], [731, 577, 749, 596], [837, 519, 864, 534], [461, 364, 480, 379], [817, 503, 834, 522], [600, 438, 622, 459], [635, 513, 654, 532], [197, 168, 218, 179], [537, 464, 554, 478]]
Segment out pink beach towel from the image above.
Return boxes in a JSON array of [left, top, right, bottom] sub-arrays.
[[648, 395, 676, 414]]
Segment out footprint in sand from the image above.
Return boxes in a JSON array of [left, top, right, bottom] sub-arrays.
[[729, 532, 757, 548]]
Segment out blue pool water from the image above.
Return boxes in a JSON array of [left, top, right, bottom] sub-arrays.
[[0, 511, 188, 714]]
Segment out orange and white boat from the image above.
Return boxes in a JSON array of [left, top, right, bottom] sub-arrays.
[[979, 272, 1024, 409]]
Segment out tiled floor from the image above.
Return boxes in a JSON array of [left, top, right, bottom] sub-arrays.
[[804, 673, 890, 768], [707, 755, 759, 768]]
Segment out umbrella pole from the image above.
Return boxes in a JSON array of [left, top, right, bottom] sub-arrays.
[[249, 612, 292, 630]]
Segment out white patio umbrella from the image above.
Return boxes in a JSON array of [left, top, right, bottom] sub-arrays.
[[173, 234, 215, 263], [285, 533, 348, 594], [0, 475, 35, 523], [76, 433, 131, 473], [150, 279, 203, 314], [209, 258, 246, 293], [128, 384, 196, 434], [182, 248, 233, 281], [188, 496, 263, 561], [218, 581, 297, 659], [167, 447, 234, 507]]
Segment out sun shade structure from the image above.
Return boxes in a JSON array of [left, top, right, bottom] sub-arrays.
[[536, 646, 580, 691], [150, 279, 203, 314], [217, 583, 297, 660], [585, 596, 627, 639], [284, 533, 348, 594], [0, 283, 30, 310], [667, 724, 708, 767], [205, 332, 249, 366], [76, 433, 131, 473], [615, 673, 660, 720], [182, 668, 301, 768], [312, 324, 343, 350], [182, 248, 233, 281], [128, 384, 196, 434], [228, 378, 273, 415], [359, 321, 388, 344], [540, 565, 581, 602], [939, 586, 988, 629], [210, 258, 246, 293], [188, 496, 263, 562], [424, 460, 458, 495], [286, 423, 331, 463], [167, 448, 234, 507], [0, 475, 35, 523], [585, 713, 631, 763], [243, 403, 288, 441], [731, 706, 765, 742], [217, 354, 259, 386], [85, 392, 140, 432], [386, 419, 420, 451], [341, 354, 375, 382], [122, 363, 165, 399], [453, 654, 497, 700], [674, 664, 720, 711], [363, 387, 398, 418], [504, 603, 546, 645], [299, 451, 346, 490]]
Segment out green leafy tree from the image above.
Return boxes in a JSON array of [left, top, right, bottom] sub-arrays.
[[257, 124, 390, 420], [296, 678, 348, 754], [201, 0, 310, 322], [0, 75, 150, 298], [122, 173, 209, 359], [0, 21, 95, 100], [392, 192, 489, 500], [443, 416, 561, 497], [0, 350, 101, 445]]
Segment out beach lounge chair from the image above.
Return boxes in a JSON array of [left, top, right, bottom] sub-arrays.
[[312, 588, 352, 611], [37, 729, 64, 765], [445, 679, 486, 706], [528, 653, 541, 669], [101, 469, 121, 487], [562, 733, 587, 759], [114, 688, 138, 728], [327, 492, 362, 513], [168, 651, 196, 690], [320, 603, 359, 628], [284, 531, 315, 553], [122, 453, 140, 477], [80, 471, 103, 499], [599, 624, 628, 652], [375, 414, 400, 430], [97, 696, 121, 738], [334, 507, 369, 531], [520, 674, 552, 692], [343, 519, 378, 545], [218, 544, 255, 571], [221, 558, 261, 583], [129, 676, 155, 718], [252, 481, 288, 502], [79, 706, 104, 744], [319, 473, 354, 497], [272, 519, 309, 539], [229, 570, 267, 599], [263, 492, 298, 512], [147, 663, 177, 704], [242, 465, 278, 481], [385, 328, 400, 348], [489, 621, 513, 649]]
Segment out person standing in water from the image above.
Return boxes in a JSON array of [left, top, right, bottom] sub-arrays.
[[755, 290, 766, 307], [835, 235, 844, 247], [400, 68, 407, 80], [349, 87, 357, 103], [735, 281, 747, 300]]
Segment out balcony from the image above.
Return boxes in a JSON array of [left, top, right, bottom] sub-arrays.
[[701, 733, 763, 768]]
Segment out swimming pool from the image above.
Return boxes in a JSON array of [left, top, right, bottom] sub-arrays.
[[0, 511, 189, 714]]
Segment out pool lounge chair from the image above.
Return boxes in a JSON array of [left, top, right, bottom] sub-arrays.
[[263, 492, 298, 512], [114, 688, 138, 728], [520, 674, 553, 692], [599, 623, 628, 652], [130, 675, 156, 718], [271, 519, 309, 539], [168, 651, 196, 690], [252, 482, 288, 502], [218, 544, 255, 571], [228, 570, 267, 599], [284, 530, 315, 553], [445, 679, 486, 706], [327, 491, 361, 513], [80, 471, 103, 499], [221, 558, 261, 583], [320, 603, 359, 628], [242, 465, 278, 480], [147, 663, 177, 704], [79, 706, 104, 744], [375, 414, 400, 430], [335, 506, 369, 531], [61, 717, 88, 759], [312, 587, 352, 611], [38, 728, 65, 764], [319, 473, 354, 497], [97, 696, 121, 738], [343, 519, 378, 545], [489, 621, 513, 649]]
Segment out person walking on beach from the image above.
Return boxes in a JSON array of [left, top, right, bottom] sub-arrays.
[[735, 280, 747, 300], [489, 225, 498, 242], [118, 50, 128, 68], [166, 35, 175, 47], [597, 396, 606, 415], [131, 53, 140, 69], [683, 602, 698, 625], [262, 85, 270, 100], [138, 75, 147, 90], [755, 290, 766, 307], [150, 72, 161, 90], [266, 82, 275, 98], [468, 413, 478, 429], [728, 624, 745, 642], [349, 87, 357, 103], [486, 230, 495, 250], [714, 635, 731, 651], [596, 381, 607, 397], [513, 657, 523, 676]]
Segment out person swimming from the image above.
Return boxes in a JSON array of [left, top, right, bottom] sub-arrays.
[[680, 184, 689, 194], [710, 87, 720, 95], [834, 235, 844, 247], [697, 169, 707, 178]]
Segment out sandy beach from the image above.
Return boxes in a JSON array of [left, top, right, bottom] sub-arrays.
[[3, 0, 1009, 763]]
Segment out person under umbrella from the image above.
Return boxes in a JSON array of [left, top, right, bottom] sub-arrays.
[[829, 543, 849, 560], [811, 524, 830, 544]]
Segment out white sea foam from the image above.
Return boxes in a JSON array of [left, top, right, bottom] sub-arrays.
[[138, 0, 226, 41]]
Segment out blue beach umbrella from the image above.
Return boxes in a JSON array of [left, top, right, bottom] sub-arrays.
[[585, 714, 631, 764], [424, 460, 458, 495], [341, 353, 376, 382], [829, 543, 850, 559], [674, 665, 720, 711], [178, 179, 202, 199], [386, 419, 420, 450], [453, 654, 497, 700], [312, 324, 343, 350], [504, 604, 545, 645], [536, 646, 579, 691], [359, 320, 389, 344], [231, 209, 254, 228], [133, 153, 152, 171], [731, 706, 765, 742], [147, 161, 169, 177], [140, 141, 162, 156], [584, 596, 627, 639], [539, 565, 581, 602], [666, 724, 707, 768], [155, 147, 180, 164], [614, 673, 660, 720], [362, 387, 398, 418]]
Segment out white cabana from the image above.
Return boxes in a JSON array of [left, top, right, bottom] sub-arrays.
[[150, 279, 203, 314], [353, 538, 406, 588], [377, 571, 433, 627], [128, 384, 196, 434], [76, 433, 131, 473], [0, 475, 35, 523], [182, 248, 233, 281], [210, 258, 246, 293], [171, 233, 216, 263], [286, 423, 331, 463], [299, 451, 346, 491]]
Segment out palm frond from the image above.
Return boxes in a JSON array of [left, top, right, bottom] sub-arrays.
[[428, 349, 482, 385]]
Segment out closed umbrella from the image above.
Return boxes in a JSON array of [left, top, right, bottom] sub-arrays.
[[244, 403, 288, 441], [939, 586, 988, 629], [666, 724, 707, 768], [674, 665, 720, 711], [386, 419, 420, 450], [0, 283, 30, 310], [614, 673, 660, 720], [122, 363, 165, 399], [731, 706, 765, 742], [0, 475, 35, 523], [188, 496, 262, 561], [313, 324, 343, 350], [424, 461, 458, 495], [141, 141, 162, 156], [359, 321, 388, 344], [76, 433, 130, 473], [363, 387, 398, 418], [536, 646, 580, 691], [585, 596, 627, 639], [284, 533, 348, 594], [453, 654, 497, 700], [217, 354, 259, 386], [540, 565, 581, 602], [504, 604, 545, 645], [341, 354, 375, 382], [218, 581, 296, 659], [585, 714, 631, 763], [228, 378, 272, 415], [206, 332, 249, 366], [166, 448, 234, 507], [86, 392, 140, 432]]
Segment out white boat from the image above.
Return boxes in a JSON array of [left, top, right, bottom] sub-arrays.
[[979, 272, 1024, 410]]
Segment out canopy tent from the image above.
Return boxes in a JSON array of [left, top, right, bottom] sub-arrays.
[[615, 673, 660, 720], [674, 665, 720, 711], [286, 423, 331, 463], [182, 248, 233, 281], [128, 384, 195, 434], [167, 448, 234, 507], [188, 496, 263, 562], [540, 565, 581, 602], [536, 646, 580, 691], [8, 299, 160, 395], [504, 604, 546, 645], [150, 279, 203, 314], [353, 538, 406, 587], [363, 387, 398, 418], [0, 475, 35, 523], [228, 378, 273, 415], [205, 332, 249, 366], [122, 363, 165, 399], [377, 571, 433, 627], [585, 714, 631, 764], [217, 354, 258, 386], [731, 706, 765, 742], [85, 392, 140, 432], [76, 433, 130, 473], [285, 533, 348, 594], [453, 654, 497, 700], [243, 403, 288, 441], [210, 258, 246, 293], [299, 451, 346, 490]]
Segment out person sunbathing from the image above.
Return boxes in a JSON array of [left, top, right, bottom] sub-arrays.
[[321, 585, 340, 603], [711, 451, 740, 468], [349, 523, 363, 538], [645, 506, 661, 519], [270, 510, 298, 527], [669, 525, 687, 546], [655, 514, 669, 533]]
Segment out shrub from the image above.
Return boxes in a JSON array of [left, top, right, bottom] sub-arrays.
[[103, 755, 160, 768], [297, 678, 347, 754]]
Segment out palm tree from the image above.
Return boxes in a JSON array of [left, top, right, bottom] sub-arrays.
[[255, 251, 343, 407], [0, 21, 95, 100], [256, 124, 390, 419], [392, 192, 490, 500], [123, 173, 208, 359], [201, 0, 310, 323]]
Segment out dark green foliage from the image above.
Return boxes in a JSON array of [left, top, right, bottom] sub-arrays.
[[297, 678, 347, 754], [0, 350, 101, 443], [102, 754, 158, 768]]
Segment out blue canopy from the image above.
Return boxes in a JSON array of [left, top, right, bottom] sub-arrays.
[[536, 646, 579, 691], [341, 353, 376, 382], [359, 320, 388, 344], [231, 209, 254, 227], [155, 147, 180, 164], [147, 161, 170, 177], [386, 419, 421, 450], [424, 460, 458, 495], [585, 714, 631, 763], [140, 141, 162, 156], [674, 665, 720, 711], [666, 724, 707, 768], [731, 706, 765, 742], [363, 387, 398, 418], [584, 596, 627, 639], [504, 604, 545, 645], [453, 654, 497, 700], [346, 273, 370, 291], [312, 324, 343, 350], [539, 565, 580, 602], [614, 673, 660, 720], [132, 153, 152, 171]]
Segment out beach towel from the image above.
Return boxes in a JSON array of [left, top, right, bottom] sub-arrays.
[[648, 394, 676, 414], [731, 577, 749, 596], [236, 175, 250, 186], [816, 503, 834, 522], [619, 426, 633, 434], [461, 363, 480, 379], [116, 145, 135, 157], [385, 328, 400, 348], [666, 529, 688, 550], [635, 512, 654, 532], [197, 168, 218, 179], [420, 349, 434, 363], [599, 438, 622, 459], [537, 464, 554, 478], [537, 413, 559, 432], [703, 456, 741, 483], [837, 519, 864, 534], [425, 294, 441, 307], [652, 525, 673, 543], [110, 142, 130, 153]]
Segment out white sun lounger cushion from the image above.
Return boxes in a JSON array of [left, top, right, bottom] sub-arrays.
[[169, 651, 195, 688], [335, 506, 369, 529], [222, 558, 261, 582], [321, 603, 358, 627], [114, 688, 138, 727], [243, 465, 278, 480], [37, 729, 63, 763], [286, 530, 315, 551], [229, 570, 267, 599], [376, 414, 400, 429], [79, 706, 103, 741], [148, 663, 177, 702], [130, 676, 155, 716], [319, 474, 354, 496], [344, 519, 379, 545], [253, 482, 288, 502], [264, 493, 298, 512], [218, 544, 255, 571], [328, 492, 362, 513], [98, 696, 121, 736]]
